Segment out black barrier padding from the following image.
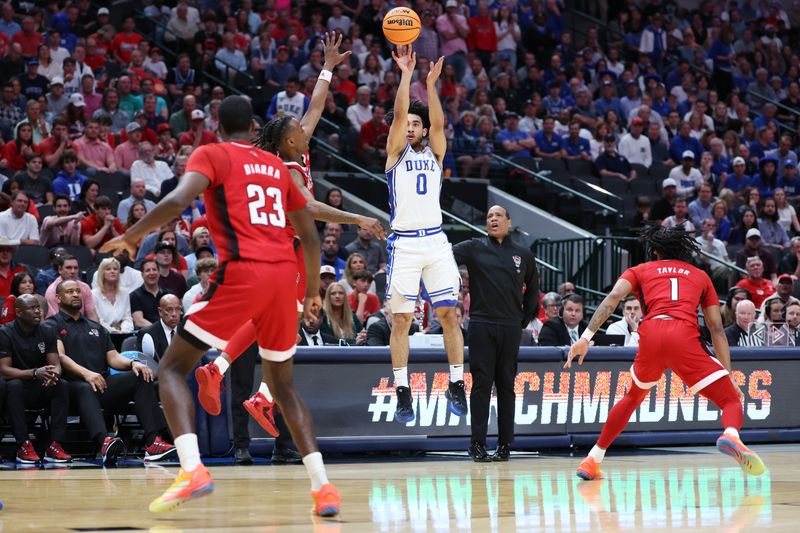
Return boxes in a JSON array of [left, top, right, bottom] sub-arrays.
[[293, 346, 564, 363]]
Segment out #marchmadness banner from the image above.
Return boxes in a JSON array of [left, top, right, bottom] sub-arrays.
[[281, 360, 797, 439]]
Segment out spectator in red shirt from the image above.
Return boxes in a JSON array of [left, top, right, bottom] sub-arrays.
[[119, 110, 158, 146], [0, 238, 26, 299], [736, 256, 776, 308], [358, 104, 389, 170], [38, 117, 74, 169], [178, 110, 218, 148], [80, 195, 123, 254], [335, 63, 358, 104], [348, 269, 381, 323], [155, 123, 177, 163], [1, 122, 38, 172], [10, 16, 43, 58], [112, 17, 142, 65], [468, 2, 497, 70]]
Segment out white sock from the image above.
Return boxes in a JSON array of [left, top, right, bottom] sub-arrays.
[[174, 433, 202, 472], [724, 427, 740, 439], [393, 367, 408, 388], [258, 381, 273, 402], [450, 364, 464, 383], [588, 445, 606, 463], [213, 355, 229, 374], [302, 451, 329, 491]]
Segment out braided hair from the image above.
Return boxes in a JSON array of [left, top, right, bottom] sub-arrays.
[[253, 115, 293, 156], [638, 223, 700, 264]]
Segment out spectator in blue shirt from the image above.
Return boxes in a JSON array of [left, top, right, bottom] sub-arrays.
[[765, 134, 798, 176], [321, 235, 346, 280], [51, 150, 87, 201], [265, 45, 298, 90], [532, 116, 562, 159], [561, 121, 591, 160], [215, 33, 247, 83], [496, 113, 535, 159], [778, 160, 800, 200], [0, 3, 21, 38], [669, 121, 703, 163], [594, 81, 626, 124], [726, 157, 752, 195], [750, 157, 780, 198], [542, 81, 571, 116], [748, 127, 776, 162]]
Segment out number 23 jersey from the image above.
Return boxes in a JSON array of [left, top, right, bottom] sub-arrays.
[[620, 260, 718, 325], [186, 142, 307, 264]]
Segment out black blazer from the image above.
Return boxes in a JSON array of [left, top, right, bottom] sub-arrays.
[[537, 317, 586, 347], [137, 321, 170, 361], [297, 328, 336, 346]]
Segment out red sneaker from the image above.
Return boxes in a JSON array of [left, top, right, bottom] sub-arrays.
[[576, 456, 603, 480], [16, 440, 40, 464], [145, 437, 178, 462], [242, 391, 280, 437], [101, 436, 123, 466], [311, 483, 341, 517], [195, 362, 224, 416], [44, 441, 72, 463]]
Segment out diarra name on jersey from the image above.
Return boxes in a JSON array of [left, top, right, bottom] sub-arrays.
[[243, 163, 282, 178]]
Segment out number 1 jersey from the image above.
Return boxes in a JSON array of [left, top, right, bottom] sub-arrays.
[[620, 260, 718, 325], [185, 142, 307, 264]]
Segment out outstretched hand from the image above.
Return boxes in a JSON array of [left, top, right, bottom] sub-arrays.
[[358, 215, 387, 240], [426, 56, 445, 85], [392, 44, 416, 74], [564, 338, 590, 368], [322, 32, 351, 69], [100, 235, 137, 258]]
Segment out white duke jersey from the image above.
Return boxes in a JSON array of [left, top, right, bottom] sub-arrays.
[[267, 91, 309, 120], [386, 144, 443, 232]]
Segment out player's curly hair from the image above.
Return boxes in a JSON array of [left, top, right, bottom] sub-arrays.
[[253, 115, 293, 155], [639, 223, 700, 263], [385, 100, 431, 132]]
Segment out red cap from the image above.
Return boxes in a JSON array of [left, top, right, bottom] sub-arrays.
[[157, 123, 172, 133], [778, 274, 794, 284], [630, 117, 644, 126]]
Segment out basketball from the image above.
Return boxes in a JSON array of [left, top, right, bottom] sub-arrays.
[[382, 7, 421, 46]]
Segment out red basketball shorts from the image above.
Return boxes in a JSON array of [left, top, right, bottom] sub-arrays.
[[184, 260, 299, 362], [630, 318, 729, 394], [295, 241, 306, 312]]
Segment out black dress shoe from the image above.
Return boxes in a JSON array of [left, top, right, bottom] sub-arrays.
[[469, 441, 492, 462], [271, 446, 302, 464], [234, 448, 253, 465], [492, 443, 510, 462]]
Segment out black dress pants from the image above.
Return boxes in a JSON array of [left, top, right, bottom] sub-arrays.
[[230, 343, 293, 450], [69, 372, 166, 446], [468, 322, 521, 446], [6, 379, 69, 444]]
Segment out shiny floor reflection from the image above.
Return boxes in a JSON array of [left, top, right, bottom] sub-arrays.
[[0, 445, 795, 532]]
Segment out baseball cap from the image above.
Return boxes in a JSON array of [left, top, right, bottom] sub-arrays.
[[98, 7, 110, 15], [191, 109, 205, 121], [662, 178, 677, 189], [320, 265, 336, 277], [68, 93, 85, 107], [746, 228, 761, 240], [134, 109, 147, 119], [732, 156, 745, 166], [604, 134, 616, 142], [50, 76, 64, 86], [681, 150, 695, 160], [602, 80, 613, 86], [0, 236, 19, 247], [126, 122, 142, 133], [784, 158, 796, 168], [504, 111, 520, 120], [779, 274, 794, 284], [155, 241, 176, 253], [192, 226, 209, 239], [630, 117, 644, 126], [193, 245, 214, 258], [277, 45, 288, 52], [157, 123, 172, 133], [27, 58, 38, 66], [445, 0, 458, 7]]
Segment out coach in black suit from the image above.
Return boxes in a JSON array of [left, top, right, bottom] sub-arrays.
[[297, 313, 336, 346], [137, 294, 183, 362], [537, 294, 587, 346]]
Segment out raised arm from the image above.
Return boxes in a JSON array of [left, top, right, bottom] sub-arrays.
[[299, 32, 351, 138], [426, 56, 446, 166], [385, 45, 416, 170]]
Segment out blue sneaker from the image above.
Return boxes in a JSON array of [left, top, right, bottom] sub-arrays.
[[716, 434, 765, 476], [394, 386, 415, 424], [446, 380, 467, 416]]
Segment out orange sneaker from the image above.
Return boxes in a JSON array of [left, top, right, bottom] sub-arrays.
[[576, 456, 603, 480], [149, 464, 215, 513], [311, 483, 341, 517], [195, 362, 224, 415], [716, 433, 765, 476], [243, 391, 280, 437]]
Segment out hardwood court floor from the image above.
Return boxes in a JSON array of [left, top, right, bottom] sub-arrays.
[[0, 444, 797, 532]]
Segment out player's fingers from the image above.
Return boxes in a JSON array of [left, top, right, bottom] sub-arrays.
[[342, 50, 352, 58], [578, 352, 586, 365]]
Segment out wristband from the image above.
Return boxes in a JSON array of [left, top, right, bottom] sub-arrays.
[[580, 329, 595, 342], [318, 69, 333, 83]]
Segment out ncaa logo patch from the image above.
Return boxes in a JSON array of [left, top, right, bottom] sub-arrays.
[[38, 342, 45, 353]]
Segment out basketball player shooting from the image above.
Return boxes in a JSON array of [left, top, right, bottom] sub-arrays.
[[566, 225, 765, 480], [384, 45, 468, 424], [193, 32, 386, 438], [100, 96, 341, 517]]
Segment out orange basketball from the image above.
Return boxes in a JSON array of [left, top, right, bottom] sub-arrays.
[[382, 7, 421, 46]]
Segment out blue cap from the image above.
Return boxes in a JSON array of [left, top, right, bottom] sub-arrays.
[[785, 159, 796, 168], [27, 58, 38, 66]]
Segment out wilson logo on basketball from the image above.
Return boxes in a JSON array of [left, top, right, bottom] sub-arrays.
[[386, 19, 415, 26]]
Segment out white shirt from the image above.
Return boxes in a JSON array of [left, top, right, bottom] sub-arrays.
[[618, 133, 652, 167], [606, 320, 640, 346], [92, 266, 143, 294], [130, 159, 174, 196], [566, 325, 580, 346], [141, 319, 176, 359], [0, 209, 39, 242], [695, 235, 729, 260], [778, 205, 796, 232], [346, 103, 372, 132], [91, 288, 134, 333], [668, 166, 704, 196], [662, 216, 696, 233]]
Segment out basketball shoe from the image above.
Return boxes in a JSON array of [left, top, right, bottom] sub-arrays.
[[716, 433, 765, 476], [394, 386, 414, 423], [144, 437, 178, 462], [44, 441, 72, 463], [16, 440, 40, 464], [576, 456, 603, 480], [311, 483, 341, 517], [101, 436, 123, 466], [195, 362, 224, 415], [149, 464, 215, 513], [243, 392, 280, 437], [445, 380, 468, 416]]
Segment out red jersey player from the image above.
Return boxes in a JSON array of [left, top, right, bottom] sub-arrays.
[[566, 226, 765, 479], [193, 33, 386, 439], [100, 96, 341, 517]]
